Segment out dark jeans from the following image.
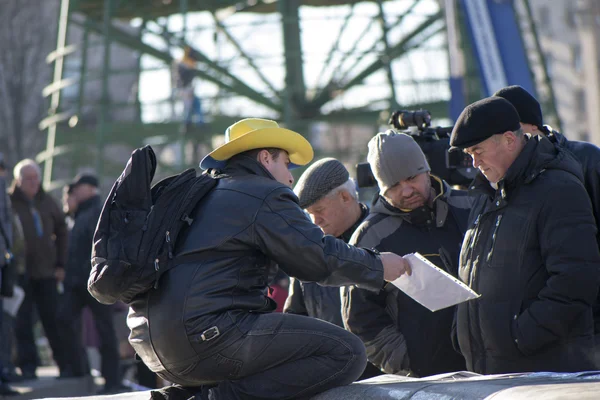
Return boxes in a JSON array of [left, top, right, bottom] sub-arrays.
[[0, 311, 16, 374], [58, 285, 120, 387], [160, 313, 368, 400], [15, 276, 66, 373]]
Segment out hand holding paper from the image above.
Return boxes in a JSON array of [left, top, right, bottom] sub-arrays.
[[381, 252, 412, 281], [390, 252, 480, 312]]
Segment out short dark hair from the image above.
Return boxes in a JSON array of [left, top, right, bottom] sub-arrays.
[[242, 148, 282, 161]]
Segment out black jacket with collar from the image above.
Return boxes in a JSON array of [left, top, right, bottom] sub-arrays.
[[128, 155, 384, 372], [65, 195, 102, 288], [342, 177, 470, 377], [457, 135, 600, 374], [284, 203, 369, 327], [545, 129, 600, 334], [545, 128, 600, 245]]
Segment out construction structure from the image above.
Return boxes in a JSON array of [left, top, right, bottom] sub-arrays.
[[39, 0, 559, 190]]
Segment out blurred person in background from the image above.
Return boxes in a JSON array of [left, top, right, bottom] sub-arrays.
[[172, 45, 204, 133], [57, 174, 123, 394], [0, 153, 19, 396], [9, 159, 69, 380]]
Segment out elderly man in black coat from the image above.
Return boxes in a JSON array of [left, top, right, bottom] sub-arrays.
[[450, 97, 600, 374]]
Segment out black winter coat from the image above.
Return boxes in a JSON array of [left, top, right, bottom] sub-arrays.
[[65, 195, 102, 288], [546, 129, 600, 334], [457, 135, 600, 374], [343, 178, 470, 377], [128, 155, 384, 373]]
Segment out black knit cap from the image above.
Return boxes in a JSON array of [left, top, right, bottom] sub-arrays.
[[70, 173, 99, 189], [294, 158, 350, 209], [450, 97, 521, 150], [493, 85, 543, 128]]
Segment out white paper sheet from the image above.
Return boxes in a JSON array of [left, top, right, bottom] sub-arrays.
[[390, 253, 480, 312]]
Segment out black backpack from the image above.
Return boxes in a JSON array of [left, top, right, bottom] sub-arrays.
[[88, 145, 218, 305]]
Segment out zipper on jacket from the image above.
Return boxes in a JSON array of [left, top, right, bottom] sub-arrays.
[[142, 205, 154, 231], [486, 214, 503, 263], [153, 258, 160, 289], [467, 214, 482, 288], [166, 230, 173, 259]]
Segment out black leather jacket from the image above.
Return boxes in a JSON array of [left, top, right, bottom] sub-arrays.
[[128, 155, 384, 372]]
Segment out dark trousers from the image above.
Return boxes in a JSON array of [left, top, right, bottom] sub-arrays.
[[160, 313, 368, 400], [58, 285, 120, 387], [15, 276, 66, 373], [0, 311, 16, 374]]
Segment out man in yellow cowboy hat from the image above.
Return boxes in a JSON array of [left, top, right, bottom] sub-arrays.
[[133, 118, 412, 399]]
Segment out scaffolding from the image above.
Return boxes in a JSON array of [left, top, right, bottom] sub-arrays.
[[40, 0, 480, 189]]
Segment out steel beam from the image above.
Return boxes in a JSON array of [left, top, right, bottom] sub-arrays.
[[376, 0, 399, 109], [279, 0, 307, 121], [43, 0, 71, 188], [308, 10, 444, 111], [211, 12, 280, 98], [314, 4, 355, 90], [69, 15, 282, 112]]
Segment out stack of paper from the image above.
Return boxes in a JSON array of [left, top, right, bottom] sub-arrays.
[[390, 252, 480, 312]]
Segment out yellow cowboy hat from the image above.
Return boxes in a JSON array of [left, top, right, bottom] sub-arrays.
[[200, 118, 314, 170]]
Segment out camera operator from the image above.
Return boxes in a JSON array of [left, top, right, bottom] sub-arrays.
[[494, 85, 600, 335], [342, 131, 470, 377]]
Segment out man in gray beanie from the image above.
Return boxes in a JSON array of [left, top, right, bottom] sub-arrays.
[[343, 130, 471, 377], [286, 157, 382, 379]]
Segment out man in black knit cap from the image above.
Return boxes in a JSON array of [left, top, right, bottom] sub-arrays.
[[494, 85, 600, 334], [451, 96, 600, 374]]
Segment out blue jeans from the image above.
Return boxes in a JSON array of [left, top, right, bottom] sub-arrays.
[[160, 313, 368, 400]]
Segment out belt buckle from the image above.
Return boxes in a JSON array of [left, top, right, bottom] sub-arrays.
[[200, 326, 220, 342]]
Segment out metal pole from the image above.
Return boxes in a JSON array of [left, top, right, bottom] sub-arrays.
[[522, 0, 562, 131], [376, 0, 399, 109], [180, 0, 188, 168], [97, 0, 112, 179], [43, 0, 71, 188], [76, 25, 89, 118], [279, 0, 306, 125]]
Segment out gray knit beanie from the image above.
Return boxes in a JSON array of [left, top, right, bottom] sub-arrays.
[[294, 158, 350, 209], [367, 130, 430, 194]]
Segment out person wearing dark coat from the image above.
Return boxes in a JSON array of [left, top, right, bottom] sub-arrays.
[[450, 97, 600, 374], [58, 175, 122, 393], [0, 155, 18, 396], [125, 118, 412, 400], [9, 159, 69, 380], [342, 131, 469, 377], [286, 158, 382, 380], [285, 158, 369, 327], [494, 85, 600, 334]]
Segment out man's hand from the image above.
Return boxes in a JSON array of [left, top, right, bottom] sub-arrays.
[[54, 267, 65, 282], [380, 252, 412, 282]]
